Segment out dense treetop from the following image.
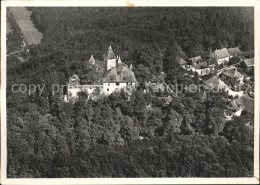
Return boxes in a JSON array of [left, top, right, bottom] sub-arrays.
[[7, 7, 254, 177]]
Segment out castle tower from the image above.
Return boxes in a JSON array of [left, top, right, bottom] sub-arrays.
[[103, 45, 117, 71]]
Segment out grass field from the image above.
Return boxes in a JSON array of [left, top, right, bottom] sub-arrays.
[[9, 7, 43, 45], [6, 23, 11, 33]]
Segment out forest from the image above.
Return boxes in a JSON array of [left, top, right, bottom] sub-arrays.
[[7, 7, 254, 177]]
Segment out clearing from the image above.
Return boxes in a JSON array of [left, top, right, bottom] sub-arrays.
[[9, 7, 43, 45]]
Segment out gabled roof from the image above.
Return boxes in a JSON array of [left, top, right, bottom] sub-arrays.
[[188, 56, 202, 63], [102, 66, 136, 83], [195, 61, 208, 69], [210, 48, 230, 59], [231, 97, 244, 111], [227, 47, 242, 56], [103, 45, 116, 60], [241, 94, 254, 114], [222, 68, 244, 79], [176, 57, 187, 65], [243, 58, 254, 67], [204, 76, 228, 90], [231, 94, 254, 114]]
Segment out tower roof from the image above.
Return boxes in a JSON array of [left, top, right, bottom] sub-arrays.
[[117, 56, 128, 67], [89, 54, 95, 65], [104, 45, 116, 60]]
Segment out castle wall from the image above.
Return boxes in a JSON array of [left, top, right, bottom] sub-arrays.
[[67, 84, 103, 101]]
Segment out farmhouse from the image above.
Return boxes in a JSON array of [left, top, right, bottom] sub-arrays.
[[102, 65, 137, 95], [240, 58, 254, 72], [225, 93, 254, 118], [65, 45, 137, 101], [188, 56, 202, 66], [176, 57, 188, 68], [220, 68, 244, 86], [204, 76, 228, 91], [227, 47, 242, 57], [210, 48, 230, 65]]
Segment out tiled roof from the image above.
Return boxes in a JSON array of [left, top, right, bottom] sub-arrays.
[[102, 66, 136, 83], [222, 68, 244, 79], [204, 76, 228, 90], [195, 61, 208, 69], [176, 57, 187, 65], [242, 94, 254, 114], [227, 47, 242, 56], [210, 48, 230, 59], [103, 45, 116, 60], [231, 94, 254, 114], [188, 56, 202, 63], [231, 98, 244, 111], [243, 58, 254, 67], [117, 56, 128, 67]]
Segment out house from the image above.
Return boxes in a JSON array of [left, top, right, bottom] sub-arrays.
[[102, 65, 137, 95], [195, 61, 208, 69], [188, 56, 202, 66], [210, 48, 230, 65], [220, 68, 244, 86], [225, 93, 254, 118], [186, 59, 214, 76], [240, 58, 254, 72], [227, 47, 242, 57], [176, 57, 188, 68], [204, 76, 228, 91], [65, 45, 137, 101], [193, 61, 213, 76]]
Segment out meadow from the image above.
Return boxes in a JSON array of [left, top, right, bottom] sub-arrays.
[[9, 7, 43, 45]]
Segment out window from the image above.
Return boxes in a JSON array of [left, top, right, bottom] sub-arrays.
[[108, 83, 110, 86], [107, 88, 109, 91], [126, 82, 129, 85], [130, 82, 132, 85], [116, 83, 119, 86]]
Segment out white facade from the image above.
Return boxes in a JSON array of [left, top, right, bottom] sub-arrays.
[[217, 57, 230, 65], [107, 58, 117, 71], [66, 84, 103, 102], [66, 82, 136, 101], [103, 82, 136, 95]]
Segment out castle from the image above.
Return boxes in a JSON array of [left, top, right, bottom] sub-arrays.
[[65, 45, 137, 102]]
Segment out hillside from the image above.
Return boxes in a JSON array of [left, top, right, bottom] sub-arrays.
[[6, 7, 254, 178]]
